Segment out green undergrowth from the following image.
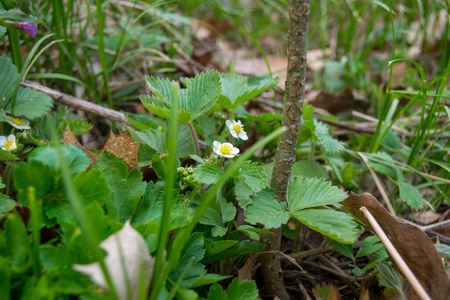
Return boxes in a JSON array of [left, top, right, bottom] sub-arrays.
[[0, 0, 449, 299]]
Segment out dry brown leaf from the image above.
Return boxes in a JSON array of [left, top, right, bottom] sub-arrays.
[[341, 193, 450, 300], [410, 211, 440, 225], [312, 283, 340, 300], [100, 130, 139, 169], [63, 123, 98, 164], [64, 125, 140, 169]]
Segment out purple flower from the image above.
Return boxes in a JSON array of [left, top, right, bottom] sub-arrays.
[[18, 22, 38, 38]]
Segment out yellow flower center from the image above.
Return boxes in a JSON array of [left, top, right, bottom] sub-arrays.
[[220, 144, 232, 155], [5, 141, 14, 150], [233, 124, 243, 133], [12, 117, 23, 125]]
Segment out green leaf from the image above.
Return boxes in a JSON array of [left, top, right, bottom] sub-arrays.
[[191, 273, 230, 288], [330, 240, 354, 260], [291, 160, 328, 179], [398, 181, 424, 210], [227, 278, 259, 300], [0, 54, 19, 108], [186, 70, 221, 120], [176, 123, 196, 158], [314, 120, 345, 154], [245, 189, 290, 228], [287, 176, 347, 211], [169, 232, 206, 289], [29, 144, 90, 177], [68, 119, 93, 137], [134, 127, 166, 154], [219, 197, 236, 223], [132, 181, 193, 229], [14, 161, 55, 206], [74, 170, 110, 206], [193, 162, 224, 185], [92, 152, 146, 222], [0, 256, 11, 296], [237, 225, 276, 240], [376, 261, 404, 296], [291, 208, 359, 243], [202, 239, 264, 263], [6, 87, 53, 119], [235, 181, 254, 208], [435, 244, 450, 259], [199, 207, 227, 237], [238, 161, 268, 192], [40, 245, 75, 271], [219, 74, 279, 109], [206, 283, 228, 300], [356, 236, 383, 259], [0, 194, 15, 213], [0, 7, 40, 23], [5, 214, 30, 272], [0, 148, 18, 160]]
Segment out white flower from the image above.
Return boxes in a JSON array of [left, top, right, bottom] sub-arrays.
[[226, 120, 248, 140], [0, 135, 17, 151], [8, 117, 30, 130], [213, 141, 239, 158]]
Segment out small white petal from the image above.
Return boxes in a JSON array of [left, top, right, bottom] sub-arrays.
[[226, 120, 233, 129], [213, 141, 222, 149], [7, 135, 15, 142], [230, 148, 240, 155], [238, 132, 248, 140], [213, 148, 222, 156], [0, 136, 6, 144], [230, 131, 238, 138]]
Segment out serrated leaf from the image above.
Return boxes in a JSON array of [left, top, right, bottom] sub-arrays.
[[291, 160, 328, 179], [245, 189, 289, 228], [40, 245, 75, 271], [169, 232, 206, 289], [7, 87, 53, 119], [398, 181, 424, 210], [227, 278, 259, 300], [0, 54, 19, 108], [235, 181, 254, 209], [193, 162, 224, 185], [68, 119, 92, 137], [237, 225, 276, 240], [219, 74, 279, 109], [74, 170, 110, 206], [376, 261, 403, 295], [206, 283, 228, 300], [191, 273, 230, 288], [176, 123, 196, 158], [287, 176, 347, 212], [219, 197, 236, 223], [28, 144, 90, 177], [239, 161, 268, 192], [134, 127, 166, 153], [291, 208, 359, 243], [199, 207, 227, 237], [140, 94, 171, 119], [314, 120, 345, 153], [0, 149, 18, 160], [14, 161, 55, 206], [92, 152, 146, 222], [356, 236, 383, 259], [186, 70, 221, 119]]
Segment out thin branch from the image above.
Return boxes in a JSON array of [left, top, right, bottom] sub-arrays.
[[21, 80, 132, 126]]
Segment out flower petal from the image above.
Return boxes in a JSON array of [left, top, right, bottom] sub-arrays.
[[226, 120, 233, 129], [238, 132, 248, 140], [0, 136, 6, 144], [213, 141, 222, 149], [230, 148, 240, 155], [7, 135, 15, 142]]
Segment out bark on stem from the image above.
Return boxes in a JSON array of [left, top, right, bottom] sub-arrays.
[[260, 1, 310, 299]]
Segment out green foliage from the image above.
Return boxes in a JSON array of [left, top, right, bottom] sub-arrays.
[[141, 70, 222, 123], [205, 278, 259, 300], [218, 74, 280, 109], [92, 152, 146, 223], [0, 54, 52, 119]]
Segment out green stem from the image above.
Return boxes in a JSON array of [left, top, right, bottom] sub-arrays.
[[188, 121, 200, 156], [149, 82, 179, 300], [28, 187, 41, 278]]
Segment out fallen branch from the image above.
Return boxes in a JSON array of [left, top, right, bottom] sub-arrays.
[[21, 80, 132, 126]]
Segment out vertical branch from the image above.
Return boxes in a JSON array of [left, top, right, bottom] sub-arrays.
[[260, 1, 310, 299]]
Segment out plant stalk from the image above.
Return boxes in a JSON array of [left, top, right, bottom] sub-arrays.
[[260, 1, 310, 299]]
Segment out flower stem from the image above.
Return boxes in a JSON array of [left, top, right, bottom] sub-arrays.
[[188, 121, 200, 156]]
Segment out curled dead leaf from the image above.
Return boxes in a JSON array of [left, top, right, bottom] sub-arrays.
[[73, 221, 153, 300], [341, 193, 450, 300]]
